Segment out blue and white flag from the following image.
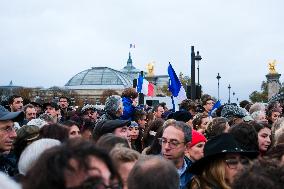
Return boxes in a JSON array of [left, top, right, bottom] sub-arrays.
[[168, 63, 187, 104], [209, 100, 221, 116]]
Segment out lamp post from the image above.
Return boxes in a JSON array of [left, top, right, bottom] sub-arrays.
[[190, 46, 196, 100], [228, 84, 231, 104], [190, 46, 202, 100], [232, 92, 235, 103], [216, 73, 221, 100], [195, 51, 202, 86]]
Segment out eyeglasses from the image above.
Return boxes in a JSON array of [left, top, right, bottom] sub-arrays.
[[67, 177, 122, 189], [225, 157, 250, 169], [158, 138, 185, 149], [128, 126, 139, 131], [0, 125, 16, 133]]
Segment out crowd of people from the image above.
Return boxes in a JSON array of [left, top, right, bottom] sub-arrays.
[[0, 87, 284, 189]]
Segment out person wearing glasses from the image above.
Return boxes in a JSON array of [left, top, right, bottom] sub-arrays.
[[160, 120, 193, 189], [188, 133, 258, 189], [201, 94, 214, 115], [0, 109, 24, 176]]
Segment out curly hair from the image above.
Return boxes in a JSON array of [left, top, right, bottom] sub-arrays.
[[192, 113, 209, 130], [121, 88, 138, 99]]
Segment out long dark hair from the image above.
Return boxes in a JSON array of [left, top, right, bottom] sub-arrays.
[[22, 138, 121, 189]]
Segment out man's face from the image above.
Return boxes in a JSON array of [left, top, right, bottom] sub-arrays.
[[45, 106, 58, 117], [154, 106, 164, 118], [161, 126, 187, 165], [83, 109, 98, 122], [116, 102, 124, 117], [203, 100, 214, 112], [137, 115, 147, 129], [25, 107, 37, 121], [10, 97, 23, 112], [113, 126, 128, 140], [59, 98, 69, 109], [0, 120, 17, 152]]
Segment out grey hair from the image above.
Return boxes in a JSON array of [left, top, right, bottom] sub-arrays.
[[163, 120, 192, 143], [251, 111, 266, 121], [249, 103, 266, 114], [18, 138, 61, 175]]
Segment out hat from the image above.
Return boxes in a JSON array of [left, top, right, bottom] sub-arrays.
[[221, 104, 246, 119], [189, 133, 258, 175], [93, 119, 130, 140], [27, 118, 48, 128], [43, 102, 59, 110], [15, 125, 40, 143], [167, 111, 192, 123], [190, 130, 207, 147], [105, 95, 122, 114], [130, 121, 139, 127], [0, 111, 24, 122], [81, 104, 97, 113]]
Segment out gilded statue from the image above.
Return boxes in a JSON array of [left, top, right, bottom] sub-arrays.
[[268, 60, 278, 74], [147, 62, 155, 77]]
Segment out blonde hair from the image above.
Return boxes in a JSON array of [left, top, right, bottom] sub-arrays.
[[190, 158, 231, 189], [110, 146, 140, 168]]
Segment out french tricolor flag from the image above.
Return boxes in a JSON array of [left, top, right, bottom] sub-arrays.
[[168, 63, 187, 104], [137, 75, 154, 96]]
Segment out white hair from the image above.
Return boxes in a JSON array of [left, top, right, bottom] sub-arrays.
[[0, 172, 21, 189], [18, 138, 61, 175], [249, 103, 266, 114], [27, 118, 48, 128], [251, 110, 266, 121]]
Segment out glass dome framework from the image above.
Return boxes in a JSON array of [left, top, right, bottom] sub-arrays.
[[65, 67, 133, 89]]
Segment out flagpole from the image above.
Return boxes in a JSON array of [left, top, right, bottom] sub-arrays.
[[171, 96, 175, 112], [138, 71, 144, 105], [191, 46, 196, 100]]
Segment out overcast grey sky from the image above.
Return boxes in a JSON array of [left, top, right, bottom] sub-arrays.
[[0, 0, 283, 103]]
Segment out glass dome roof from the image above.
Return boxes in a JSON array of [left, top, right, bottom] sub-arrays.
[[65, 67, 133, 88]]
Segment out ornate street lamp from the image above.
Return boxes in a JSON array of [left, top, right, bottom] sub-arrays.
[[228, 84, 231, 104], [195, 51, 202, 86], [216, 73, 221, 100]]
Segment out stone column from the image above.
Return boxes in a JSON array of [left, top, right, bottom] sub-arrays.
[[266, 73, 281, 100]]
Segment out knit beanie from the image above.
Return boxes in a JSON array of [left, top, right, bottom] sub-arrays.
[[105, 95, 122, 114], [190, 130, 207, 147]]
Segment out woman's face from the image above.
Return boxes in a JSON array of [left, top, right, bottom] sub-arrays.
[[187, 142, 205, 161], [224, 153, 249, 185], [270, 111, 280, 123], [65, 156, 111, 188], [257, 112, 268, 123], [258, 127, 271, 152], [197, 117, 209, 134], [128, 126, 139, 140], [69, 125, 81, 139]]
